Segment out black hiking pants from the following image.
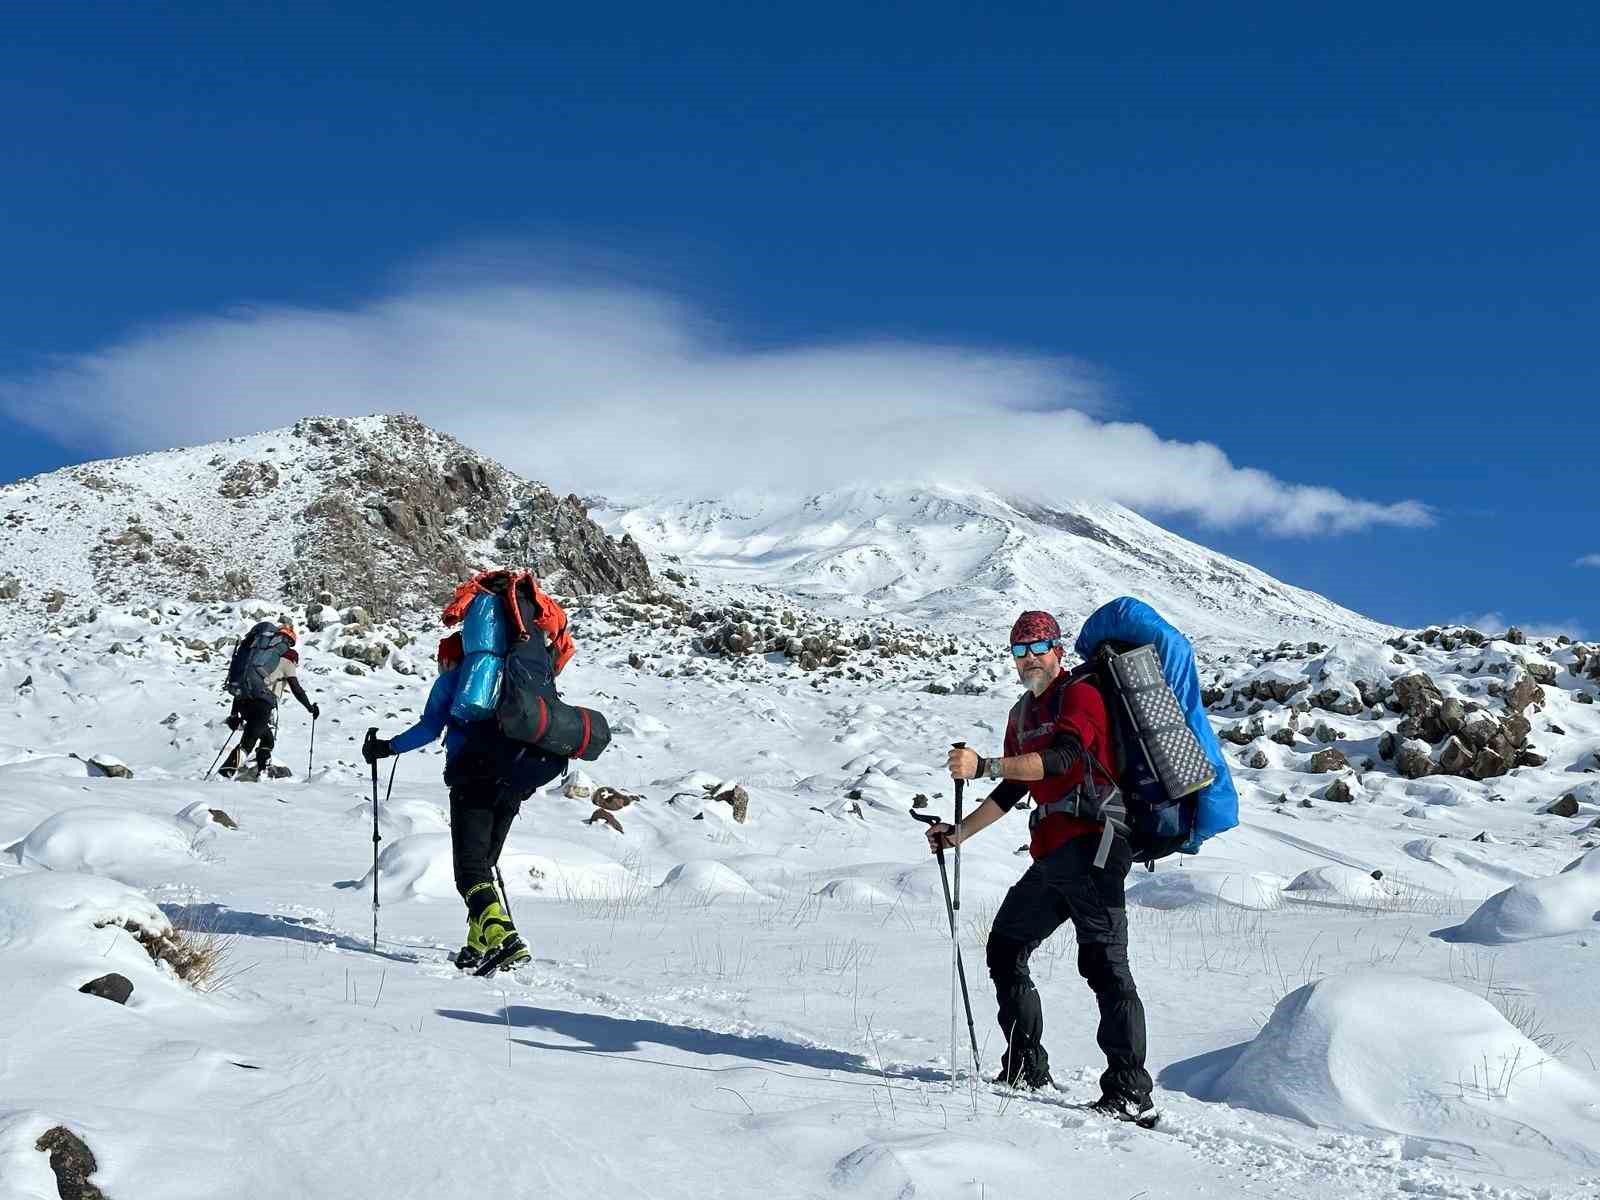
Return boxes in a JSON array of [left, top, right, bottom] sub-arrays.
[[986, 832, 1152, 1104], [226, 698, 276, 772], [449, 783, 523, 902]]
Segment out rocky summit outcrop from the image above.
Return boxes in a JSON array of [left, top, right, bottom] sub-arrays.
[[0, 414, 651, 627]]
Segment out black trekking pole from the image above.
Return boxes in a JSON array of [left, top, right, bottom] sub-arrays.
[[364, 729, 383, 949], [911, 808, 982, 1084], [204, 730, 239, 782], [307, 713, 316, 780], [494, 865, 513, 926]]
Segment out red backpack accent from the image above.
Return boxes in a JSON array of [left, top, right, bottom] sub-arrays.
[[441, 569, 575, 674]]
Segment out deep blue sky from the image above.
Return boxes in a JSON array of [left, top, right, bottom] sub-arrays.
[[3, 3, 1596, 633]]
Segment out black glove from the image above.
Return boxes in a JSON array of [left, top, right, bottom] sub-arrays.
[[362, 736, 394, 764], [309, 702, 321, 719], [225, 714, 241, 732]]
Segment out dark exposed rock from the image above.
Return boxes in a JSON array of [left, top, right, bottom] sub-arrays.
[[1308, 748, 1348, 773], [1378, 731, 1398, 761], [1396, 741, 1433, 779], [1390, 672, 1443, 718], [1437, 736, 1474, 777], [78, 972, 134, 1004], [208, 808, 238, 829], [1322, 778, 1354, 803], [218, 459, 280, 499], [1505, 626, 1526, 645], [714, 783, 750, 823], [1502, 674, 1545, 716], [35, 1126, 107, 1200], [1544, 794, 1580, 818], [1270, 727, 1297, 747], [1247, 749, 1269, 769], [87, 756, 132, 779]]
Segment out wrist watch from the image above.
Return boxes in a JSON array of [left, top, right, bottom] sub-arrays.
[[985, 755, 1004, 780]]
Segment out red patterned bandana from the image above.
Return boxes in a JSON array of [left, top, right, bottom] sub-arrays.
[[1008, 610, 1061, 646]]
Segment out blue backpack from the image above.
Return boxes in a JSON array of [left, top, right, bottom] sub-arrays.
[[1075, 597, 1238, 865]]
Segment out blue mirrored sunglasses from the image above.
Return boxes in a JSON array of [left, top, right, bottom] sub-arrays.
[[1010, 639, 1056, 658]]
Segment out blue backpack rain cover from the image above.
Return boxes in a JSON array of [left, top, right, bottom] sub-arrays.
[[1076, 596, 1238, 855]]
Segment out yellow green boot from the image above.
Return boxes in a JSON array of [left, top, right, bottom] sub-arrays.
[[462, 881, 529, 974]]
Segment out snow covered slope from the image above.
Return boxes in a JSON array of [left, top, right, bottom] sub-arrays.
[[601, 486, 1391, 646]]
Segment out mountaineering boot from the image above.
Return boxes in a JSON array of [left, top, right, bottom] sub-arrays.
[[1085, 1092, 1160, 1128], [218, 748, 241, 780], [454, 907, 488, 972], [463, 882, 530, 975]]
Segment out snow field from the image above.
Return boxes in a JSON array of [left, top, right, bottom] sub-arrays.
[[2, 593, 1599, 1197]]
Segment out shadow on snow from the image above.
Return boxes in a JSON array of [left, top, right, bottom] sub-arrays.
[[436, 1003, 944, 1084]]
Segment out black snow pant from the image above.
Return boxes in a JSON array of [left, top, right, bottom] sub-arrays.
[[225, 698, 276, 773], [450, 783, 523, 903], [986, 831, 1152, 1104]]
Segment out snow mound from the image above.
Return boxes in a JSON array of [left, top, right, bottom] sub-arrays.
[[341, 798, 450, 839], [1171, 972, 1600, 1162], [1449, 847, 1600, 944], [351, 833, 457, 902], [501, 837, 643, 899], [1282, 865, 1398, 907], [5, 806, 199, 882], [1126, 867, 1286, 911], [657, 860, 761, 902], [0, 754, 94, 780], [814, 878, 895, 906], [0, 870, 171, 955], [614, 711, 670, 741]]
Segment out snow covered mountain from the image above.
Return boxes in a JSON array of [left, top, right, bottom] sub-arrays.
[[600, 486, 1391, 647], [0, 413, 650, 633]]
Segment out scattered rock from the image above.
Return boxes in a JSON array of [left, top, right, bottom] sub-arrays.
[[586, 808, 624, 833], [592, 786, 639, 812], [562, 771, 596, 800], [1505, 626, 1526, 645], [267, 764, 293, 780], [208, 808, 238, 829], [1437, 736, 1474, 777], [88, 755, 132, 779], [628, 652, 644, 669], [1322, 778, 1354, 803], [1270, 728, 1297, 747], [34, 1126, 107, 1200], [911, 793, 930, 810], [1544, 794, 1580, 818], [78, 973, 134, 1004], [1247, 749, 1269, 769], [714, 783, 750, 823], [1577, 692, 1595, 705], [924, 682, 952, 695], [1395, 740, 1434, 780], [1308, 748, 1348, 774]]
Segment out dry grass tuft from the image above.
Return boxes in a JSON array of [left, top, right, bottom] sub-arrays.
[[97, 908, 252, 992]]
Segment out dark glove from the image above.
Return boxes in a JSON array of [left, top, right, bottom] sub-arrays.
[[225, 714, 241, 732], [362, 736, 394, 764], [309, 703, 321, 720]]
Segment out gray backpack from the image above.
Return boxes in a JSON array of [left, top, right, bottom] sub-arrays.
[[226, 622, 291, 702]]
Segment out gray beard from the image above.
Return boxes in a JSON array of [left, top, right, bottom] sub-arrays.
[[1023, 669, 1055, 697]]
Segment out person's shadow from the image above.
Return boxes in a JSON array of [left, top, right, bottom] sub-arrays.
[[435, 1004, 944, 1083], [159, 901, 421, 964]]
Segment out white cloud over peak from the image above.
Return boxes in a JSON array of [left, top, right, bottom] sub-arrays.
[[1, 259, 1430, 536]]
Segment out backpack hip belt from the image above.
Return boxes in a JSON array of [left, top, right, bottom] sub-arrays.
[[1029, 771, 1130, 869]]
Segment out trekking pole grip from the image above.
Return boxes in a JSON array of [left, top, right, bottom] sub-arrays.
[[950, 742, 966, 911]]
